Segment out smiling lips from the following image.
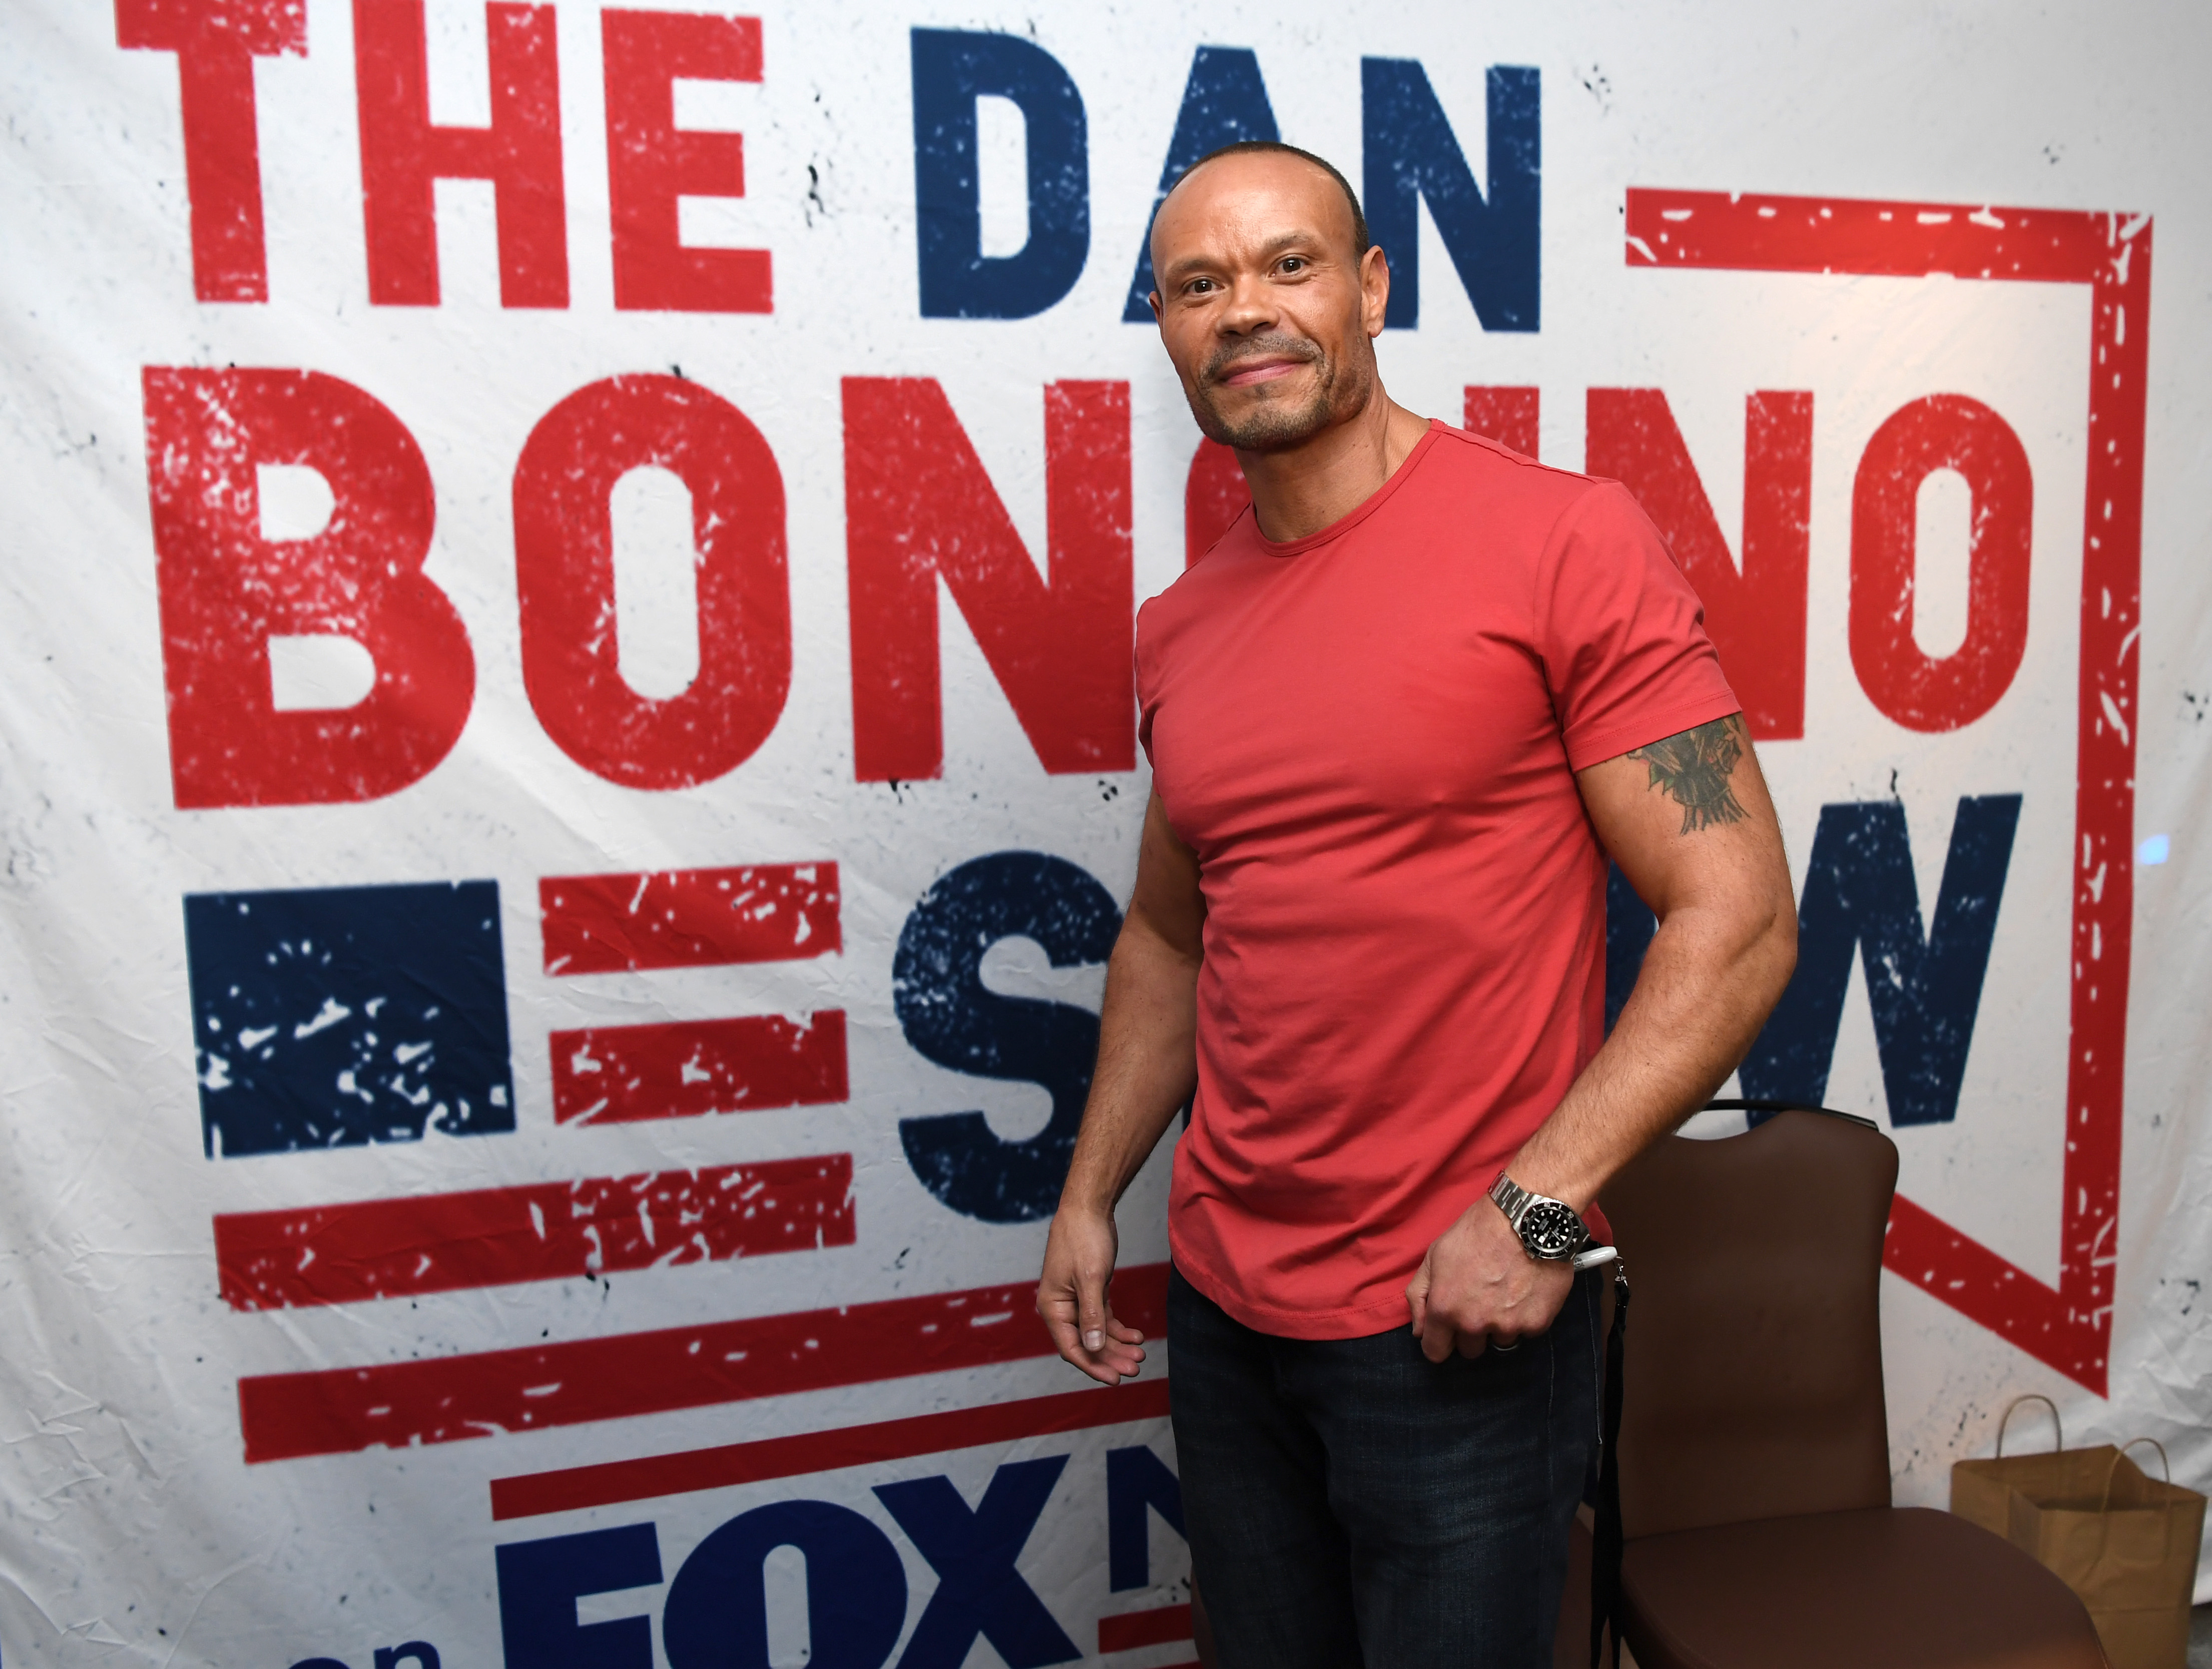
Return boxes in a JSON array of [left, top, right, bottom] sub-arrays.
[[1218, 357, 1308, 387], [1208, 338, 1320, 389]]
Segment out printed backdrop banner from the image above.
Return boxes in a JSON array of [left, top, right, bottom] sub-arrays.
[[2, 1, 2209, 1663]]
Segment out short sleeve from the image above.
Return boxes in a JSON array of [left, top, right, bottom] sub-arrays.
[[1535, 481, 1741, 772]]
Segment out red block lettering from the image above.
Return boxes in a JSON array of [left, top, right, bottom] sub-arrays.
[[549, 1013, 848, 1125], [1850, 394, 2032, 733], [142, 367, 474, 808], [116, 0, 306, 302], [541, 862, 840, 973], [1463, 385, 1539, 458], [353, 0, 567, 307], [513, 374, 790, 789], [602, 9, 770, 313], [1185, 437, 1248, 569], [844, 378, 1134, 779], [216, 1155, 855, 1310], [1586, 389, 1813, 740]]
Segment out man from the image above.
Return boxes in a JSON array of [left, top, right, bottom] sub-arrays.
[[1035, 141, 1798, 1668]]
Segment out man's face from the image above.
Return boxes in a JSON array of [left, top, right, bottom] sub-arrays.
[[1148, 153, 1386, 453]]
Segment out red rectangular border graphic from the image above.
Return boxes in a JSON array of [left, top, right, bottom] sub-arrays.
[[239, 1261, 1172, 1463], [490, 1378, 1173, 1520], [548, 1012, 849, 1124], [540, 862, 841, 973], [1626, 189, 2148, 1392], [216, 1156, 854, 1311]]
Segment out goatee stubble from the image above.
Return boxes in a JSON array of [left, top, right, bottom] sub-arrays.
[[1186, 332, 1373, 453]]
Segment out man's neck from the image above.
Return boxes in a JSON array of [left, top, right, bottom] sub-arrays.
[[1237, 392, 1432, 543]]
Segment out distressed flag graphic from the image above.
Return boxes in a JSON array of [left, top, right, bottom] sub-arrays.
[[183, 880, 515, 1157]]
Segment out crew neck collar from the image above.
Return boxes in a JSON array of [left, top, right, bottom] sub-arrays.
[[1249, 418, 1446, 558]]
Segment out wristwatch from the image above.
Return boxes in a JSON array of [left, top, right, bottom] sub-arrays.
[[1487, 1173, 1591, 1261]]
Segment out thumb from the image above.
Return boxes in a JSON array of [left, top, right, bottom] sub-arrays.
[[1077, 1264, 1112, 1354]]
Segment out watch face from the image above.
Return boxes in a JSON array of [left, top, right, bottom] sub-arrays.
[[1519, 1199, 1584, 1259]]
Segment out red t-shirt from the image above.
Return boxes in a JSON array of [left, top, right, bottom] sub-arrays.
[[1136, 421, 1739, 1339]]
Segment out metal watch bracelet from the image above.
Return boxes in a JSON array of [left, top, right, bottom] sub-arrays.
[[1487, 1172, 1594, 1262]]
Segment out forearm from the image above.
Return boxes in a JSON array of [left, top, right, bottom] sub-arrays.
[[1058, 920, 1201, 1215], [1038, 790, 1202, 1381], [1509, 891, 1796, 1214]]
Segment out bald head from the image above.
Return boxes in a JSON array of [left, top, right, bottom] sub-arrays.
[[1152, 141, 1371, 270]]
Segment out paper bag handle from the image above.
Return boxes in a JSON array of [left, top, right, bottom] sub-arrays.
[[2104, 1437, 2172, 1494], [2092, 1439, 2177, 1568], [1995, 1393, 2063, 1458]]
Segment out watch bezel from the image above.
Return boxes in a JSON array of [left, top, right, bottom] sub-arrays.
[[1516, 1197, 1586, 1259]]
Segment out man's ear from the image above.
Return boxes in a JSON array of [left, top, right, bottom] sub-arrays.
[[1149, 290, 1164, 324], [1361, 245, 1391, 338]]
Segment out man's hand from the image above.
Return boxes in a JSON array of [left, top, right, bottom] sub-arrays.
[[1037, 1204, 1148, 1385], [1404, 1197, 1574, 1362]]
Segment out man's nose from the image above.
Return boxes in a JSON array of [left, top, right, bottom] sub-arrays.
[[1217, 270, 1278, 334]]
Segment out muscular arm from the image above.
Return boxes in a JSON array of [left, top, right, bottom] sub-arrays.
[[1036, 791, 1205, 1384], [1406, 713, 1798, 1360]]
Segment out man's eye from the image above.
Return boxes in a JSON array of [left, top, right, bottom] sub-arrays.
[[1188, 278, 1217, 294], [1279, 257, 1305, 273]]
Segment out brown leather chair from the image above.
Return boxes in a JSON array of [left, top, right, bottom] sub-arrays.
[[1591, 1106, 2108, 1669]]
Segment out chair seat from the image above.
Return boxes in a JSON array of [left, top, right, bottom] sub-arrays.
[[1621, 1506, 2107, 1669]]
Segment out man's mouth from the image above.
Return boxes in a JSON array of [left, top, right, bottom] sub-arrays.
[[1212, 356, 1309, 389], [1215, 356, 1309, 388]]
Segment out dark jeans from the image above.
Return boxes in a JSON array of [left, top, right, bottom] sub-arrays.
[[1168, 1265, 1600, 1669]]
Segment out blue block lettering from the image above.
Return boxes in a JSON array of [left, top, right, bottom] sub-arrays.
[[374, 1647, 439, 1669], [664, 1500, 907, 1669], [875, 1457, 1080, 1669], [183, 880, 514, 1159], [1741, 795, 2020, 1125], [1604, 863, 1655, 1037], [911, 29, 1088, 319], [495, 1524, 661, 1669], [894, 852, 1122, 1223], [1120, 46, 1280, 322], [1361, 61, 1539, 331], [1106, 1446, 1186, 1591]]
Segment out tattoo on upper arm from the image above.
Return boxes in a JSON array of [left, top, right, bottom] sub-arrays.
[[1626, 716, 1749, 833]]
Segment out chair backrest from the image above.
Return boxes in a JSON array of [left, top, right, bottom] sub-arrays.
[[1602, 1107, 1898, 1540]]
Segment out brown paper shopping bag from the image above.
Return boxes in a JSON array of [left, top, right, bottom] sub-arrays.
[[1952, 1398, 2206, 1669], [1952, 1395, 2076, 1537]]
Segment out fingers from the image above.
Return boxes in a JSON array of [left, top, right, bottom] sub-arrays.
[[1408, 1258, 1453, 1361], [1076, 1265, 1112, 1354], [1083, 1313, 1149, 1382], [1072, 1346, 1145, 1387], [1075, 1297, 1147, 1383], [1036, 1275, 1085, 1359], [1038, 1208, 1144, 1384], [1407, 1200, 1580, 1367], [1040, 1293, 1145, 1385], [1404, 1266, 1430, 1335], [1094, 1338, 1148, 1381], [1078, 1321, 1147, 1385]]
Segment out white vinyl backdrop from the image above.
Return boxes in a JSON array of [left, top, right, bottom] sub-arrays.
[[1, 2, 2209, 1664]]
